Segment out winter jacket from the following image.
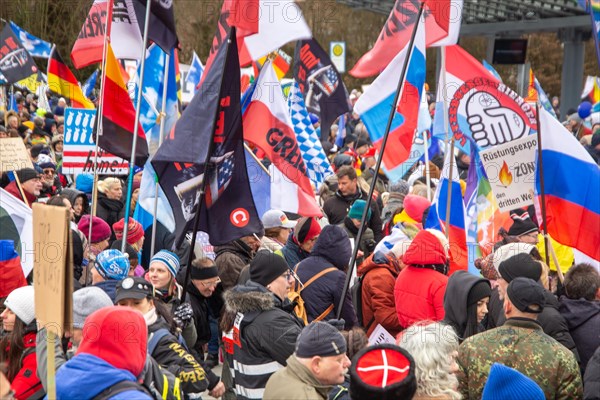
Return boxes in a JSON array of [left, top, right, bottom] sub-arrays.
[[381, 192, 406, 225], [259, 236, 285, 252], [94, 279, 119, 302], [584, 347, 600, 400], [147, 316, 209, 396], [186, 281, 224, 346], [153, 283, 197, 351], [61, 188, 90, 223], [5, 330, 44, 400], [360, 167, 388, 196], [4, 180, 37, 207], [264, 355, 332, 400], [356, 251, 402, 336], [322, 188, 383, 242], [95, 193, 125, 243], [559, 297, 600, 373], [295, 225, 358, 329], [443, 271, 490, 341], [394, 266, 448, 329], [215, 239, 254, 290], [222, 281, 304, 400], [339, 218, 375, 264], [458, 317, 583, 400], [279, 235, 310, 268], [487, 287, 581, 363]]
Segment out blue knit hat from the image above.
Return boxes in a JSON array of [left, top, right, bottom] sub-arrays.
[[348, 199, 371, 220], [482, 363, 544, 400], [76, 173, 94, 194], [150, 250, 180, 278], [95, 249, 130, 281]]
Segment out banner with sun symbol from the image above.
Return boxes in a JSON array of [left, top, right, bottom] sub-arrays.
[[479, 135, 538, 212]]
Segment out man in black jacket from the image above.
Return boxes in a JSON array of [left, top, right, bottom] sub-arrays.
[[322, 166, 383, 242]]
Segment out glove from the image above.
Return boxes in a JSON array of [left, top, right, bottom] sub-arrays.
[[327, 318, 345, 331], [173, 302, 194, 329]]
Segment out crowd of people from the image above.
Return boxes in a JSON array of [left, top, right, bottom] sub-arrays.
[[1, 86, 599, 400]]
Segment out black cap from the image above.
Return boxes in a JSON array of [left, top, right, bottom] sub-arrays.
[[498, 253, 542, 283], [507, 277, 545, 313], [115, 277, 154, 303], [507, 210, 538, 237], [16, 168, 40, 184], [295, 321, 347, 358], [249, 250, 289, 287]]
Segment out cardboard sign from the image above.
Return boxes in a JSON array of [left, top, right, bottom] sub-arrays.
[[62, 107, 129, 175], [0, 137, 33, 172], [480, 135, 538, 213], [33, 204, 73, 335]]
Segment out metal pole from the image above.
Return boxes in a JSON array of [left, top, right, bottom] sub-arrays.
[[150, 52, 170, 257], [423, 130, 431, 201], [122, 0, 152, 254], [336, 2, 425, 319], [444, 138, 456, 240]]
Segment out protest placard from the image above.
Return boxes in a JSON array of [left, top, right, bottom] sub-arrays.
[[480, 135, 538, 213], [0, 137, 33, 172]]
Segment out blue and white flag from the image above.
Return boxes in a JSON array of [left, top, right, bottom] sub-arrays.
[[133, 161, 176, 233], [534, 77, 557, 119], [185, 51, 204, 94], [287, 81, 333, 188], [9, 21, 52, 58], [82, 69, 99, 99]]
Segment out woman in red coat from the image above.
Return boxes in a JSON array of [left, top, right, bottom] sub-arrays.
[[0, 286, 44, 400]]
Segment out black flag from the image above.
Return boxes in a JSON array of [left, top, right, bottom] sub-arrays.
[[293, 38, 350, 141], [134, 0, 179, 52], [152, 28, 262, 247], [0, 24, 38, 84]]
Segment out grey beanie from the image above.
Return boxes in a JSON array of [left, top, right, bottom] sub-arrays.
[[389, 179, 410, 195], [73, 287, 113, 329]]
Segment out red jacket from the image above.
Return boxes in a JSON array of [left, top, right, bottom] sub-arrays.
[[8, 331, 43, 400], [394, 266, 448, 329], [357, 252, 403, 337], [4, 181, 37, 207]]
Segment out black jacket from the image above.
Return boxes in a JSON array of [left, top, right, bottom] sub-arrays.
[[279, 235, 310, 268], [215, 240, 254, 290], [222, 281, 304, 399], [322, 188, 383, 242], [443, 271, 490, 341], [488, 287, 581, 363], [295, 225, 358, 329], [559, 297, 600, 373], [95, 193, 125, 243], [585, 347, 600, 400], [186, 281, 224, 346]]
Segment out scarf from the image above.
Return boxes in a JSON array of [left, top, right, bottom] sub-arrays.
[[143, 307, 158, 326]]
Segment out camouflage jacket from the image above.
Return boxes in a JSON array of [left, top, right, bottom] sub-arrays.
[[457, 317, 583, 400]]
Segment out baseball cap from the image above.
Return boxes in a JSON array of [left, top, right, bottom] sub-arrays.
[[261, 210, 296, 229], [506, 277, 545, 313], [115, 277, 154, 304]]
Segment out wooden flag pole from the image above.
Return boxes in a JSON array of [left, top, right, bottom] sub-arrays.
[[13, 172, 30, 208], [46, 330, 56, 399], [122, 0, 152, 254], [244, 143, 271, 175], [535, 103, 551, 268], [336, 2, 426, 320]]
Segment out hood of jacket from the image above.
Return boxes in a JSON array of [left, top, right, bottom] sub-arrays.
[[311, 225, 352, 269], [223, 281, 276, 315], [443, 271, 490, 333], [56, 353, 139, 399], [61, 188, 89, 211], [215, 239, 253, 263], [559, 297, 600, 330], [357, 251, 401, 277]]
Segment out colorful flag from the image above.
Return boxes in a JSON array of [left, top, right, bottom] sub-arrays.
[[537, 108, 600, 261], [256, 49, 291, 80], [0, 187, 33, 276], [524, 68, 538, 103], [293, 38, 350, 141], [185, 51, 204, 94], [287, 81, 333, 189], [349, 0, 454, 78], [0, 24, 38, 84], [533, 74, 557, 119], [482, 60, 503, 82], [71, 0, 144, 69], [0, 240, 27, 297], [133, 160, 175, 232], [133, 0, 178, 53], [243, 60, 321, 216], [15, 71, 44, 93], [152, 27, 262, 247], [97, 44, 148, 166], [82, 69, 99, 99], [9, 21, 52, 58], [581, 76, 600, 104], [47, 48, 94, 109], [354, 19, 426, 182]]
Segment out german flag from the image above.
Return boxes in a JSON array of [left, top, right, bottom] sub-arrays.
[[97, 43, 148, 167], [47, 48, 94, 109]]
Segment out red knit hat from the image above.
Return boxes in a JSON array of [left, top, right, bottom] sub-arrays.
[[78, 307, 147, 377], [402, 194, 431, 223], [403, 229, 448, 266], [77, 215, 111, 244], [293, 217, 322, 244], [112, 217, 144, 245]]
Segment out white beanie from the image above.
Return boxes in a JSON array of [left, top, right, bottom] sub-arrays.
[[4, 286, 35, 325]]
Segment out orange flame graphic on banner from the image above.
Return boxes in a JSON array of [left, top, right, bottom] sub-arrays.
[[499, 161, 513, 186]]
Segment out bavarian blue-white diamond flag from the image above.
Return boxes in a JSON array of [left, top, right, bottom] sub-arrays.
[[287, 81, 333, 189], [9, 21, 52, 58]]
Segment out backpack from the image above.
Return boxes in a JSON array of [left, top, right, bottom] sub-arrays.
[[147, 328, 188, 355], [351, 271, 375, 331], [92, 380, 152, 400], [288, 264, 338, 325]]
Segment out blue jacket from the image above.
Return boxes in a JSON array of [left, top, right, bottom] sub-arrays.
[[94, 280, 118, 302], [280, 235, 310, 268], [295, 225, 358, 329], [55, 353, 151, 399]]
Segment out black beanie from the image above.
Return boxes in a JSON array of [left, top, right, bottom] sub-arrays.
[[249, 250, 289, 287], [350, 344, 417, 400], [507, 210, 538, 237], [467, 280, 492, 306], [16, 168, 40, 184], [498, 253, 542, 283]]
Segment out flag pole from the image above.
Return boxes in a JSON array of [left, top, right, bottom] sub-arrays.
[[444, 137, 456, 239], [244, 143, 270, 175], [122, 0, 152, 254], [150, 52, 171, 257], [336, 2, 425, 320], [422, 130, 432, 201], [535, 102, 551, 267]]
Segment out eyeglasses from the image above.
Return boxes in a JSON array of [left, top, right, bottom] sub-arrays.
[[200, 278, 221, 288], [43, 169, 55, 176]]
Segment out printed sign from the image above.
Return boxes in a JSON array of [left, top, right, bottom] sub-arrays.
[[368, 324, 396, 345], [63, 107, 129, 175], [480, 135, 538, 212], [329, 41, 346, 73], [0, 137, 33, 172]]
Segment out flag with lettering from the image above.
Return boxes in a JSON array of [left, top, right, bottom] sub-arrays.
[[0, 24, 38, 84], [293, 38, 350, 141], [152, 27, 262, 247]]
